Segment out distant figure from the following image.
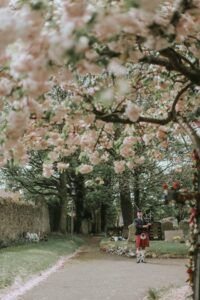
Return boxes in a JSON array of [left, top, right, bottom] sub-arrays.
[[135, 210, 151, 263]]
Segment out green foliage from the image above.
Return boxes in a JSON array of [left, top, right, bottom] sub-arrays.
[[124, 0, 140, 8], [84, 163, 118, 227], [147, 288, 160, 300]]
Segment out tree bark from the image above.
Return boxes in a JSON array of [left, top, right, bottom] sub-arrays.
[[101, 203, 107, 232], [194, 155, 200, 300], [59, 198, 68, 234], [133, 168, 140, 217], [48, 201, 61, 232], [58, 172, 68, 234], [74, 174, 85, 233], [119, 175, 133, 228]]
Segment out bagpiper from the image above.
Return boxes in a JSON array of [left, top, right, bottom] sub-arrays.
[[135, 210, 151, 263]]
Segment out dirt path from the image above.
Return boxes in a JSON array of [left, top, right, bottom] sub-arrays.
[[17, 237, 187, 300]]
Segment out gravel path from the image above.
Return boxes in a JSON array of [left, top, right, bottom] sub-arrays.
[[17, 237, 187, 300]]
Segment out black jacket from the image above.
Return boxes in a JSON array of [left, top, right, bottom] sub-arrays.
[[135, 218, 148, 235]]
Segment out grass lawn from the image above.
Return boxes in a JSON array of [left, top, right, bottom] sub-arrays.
[[100, 238, 188, 257], [0, 235, 84, 290]]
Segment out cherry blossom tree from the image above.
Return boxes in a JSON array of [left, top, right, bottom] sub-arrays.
[[0, 0, 200, 297]]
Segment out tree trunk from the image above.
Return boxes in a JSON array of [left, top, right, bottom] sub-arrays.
[[95, 209, 101, 233], [176, 206, 185, 224], [58, 172, 68, 234], [74, 174, 85, 233], [101, 203, 107, 232], [133, 168, 140, 217], [91, 210, 96, 233], [59, 198, 68, 234], [194, 152, 200, 300], [119, 174, 133, 229], [101, 174, 112, 233], [48, 201, 61, 232]]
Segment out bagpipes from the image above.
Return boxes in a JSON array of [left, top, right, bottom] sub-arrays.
[[143, 210, 154, 224]]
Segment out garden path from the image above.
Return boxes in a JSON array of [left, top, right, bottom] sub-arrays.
[[16, 237, 187, 300]]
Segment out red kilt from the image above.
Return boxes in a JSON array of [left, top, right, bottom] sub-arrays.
[[135, 233, 149, 248]]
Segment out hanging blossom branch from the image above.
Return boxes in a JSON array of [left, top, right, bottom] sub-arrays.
[[170, 0, 195, 25], [148, 0, 196, 41], [94, 83, 192, 126], [93, 125, 105, 151], [140, 47, 200, 85]]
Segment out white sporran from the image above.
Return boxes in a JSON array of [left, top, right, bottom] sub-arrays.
[[140, 233, 147, 240]]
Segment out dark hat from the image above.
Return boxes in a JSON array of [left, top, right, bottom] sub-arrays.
[[137, 209, 142, 212]]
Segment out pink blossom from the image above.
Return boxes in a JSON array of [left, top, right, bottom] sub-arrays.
[[116, 79, 131, 95], [156, 126, 168, 140], [80, 131, 97, 150], [89, 152, 101, 165], [6, 110, 29, 140], [48, 151, 59, 162], [135, 156, 145, 165], [84, 114, 95, 125], [114, 160, 126, 174], [79, 164, 93, 174], [104, 123, 114, 134], [43, 164, 54, 177], [125, 102, 141, 122], [108, 60, 126, 76], [49, 132, 60, 140], [0, 7, 16, 53], [67, 133, 81, 146], [156, 130, 167, 139], [123, 136, 138, 145], [101, 153, 109, 162], [27, 98, 43, 119], [76, 36, 89, 52], [142, 134, 153, 145], [160, 141, 169, 149], [22, 78, 51, 97], [13, 142, 26, 160], [57, 162, 69, 172], [10, 53, 35, 76], [0, 77, 13, 96], [126, 161, 135, 170], [99, 88, 114, 107], [120, 145, 135, 158], [0, 1, 9, 7]]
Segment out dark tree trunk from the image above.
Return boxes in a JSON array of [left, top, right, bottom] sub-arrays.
[[194, 152, 200, 300], [58, 172, 68, 234], [133, 168, 140, 217], [119, 175, 133, 229], [74, 174, 85, 233], [95, 209, 101, 233], [176, 206, 185, 224], [48, 202, 61, 232], [101, 204, 107, 232], [100, 174, 112, 233], [59, 198, 67, 234], [91, 210, 96, 234]]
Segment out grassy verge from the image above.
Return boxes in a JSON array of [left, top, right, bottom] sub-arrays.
[[100, 238, 188, 257], [0, 235, 84, 290]]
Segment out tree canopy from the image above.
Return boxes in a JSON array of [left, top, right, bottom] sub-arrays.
[[0, 0, 199, 176]]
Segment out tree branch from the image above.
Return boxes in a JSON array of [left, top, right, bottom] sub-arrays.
[[140, 48, 200, 85]]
